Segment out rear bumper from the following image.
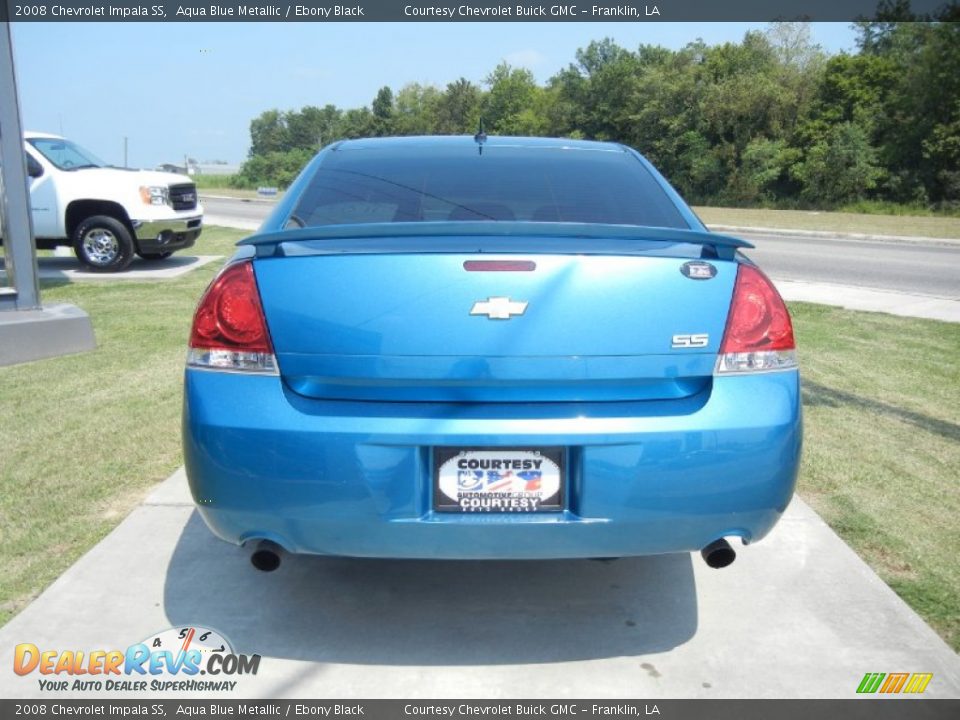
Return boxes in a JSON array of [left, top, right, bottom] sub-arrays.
[[182, 370, 802, 559]]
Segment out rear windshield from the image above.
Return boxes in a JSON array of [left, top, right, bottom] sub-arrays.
[[289, 143, 687, 229]]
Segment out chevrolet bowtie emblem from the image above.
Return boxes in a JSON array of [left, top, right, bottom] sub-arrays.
[[470, 296, 528, 320]]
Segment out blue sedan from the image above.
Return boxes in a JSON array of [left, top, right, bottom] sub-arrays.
[[182, 136, 802, 571]]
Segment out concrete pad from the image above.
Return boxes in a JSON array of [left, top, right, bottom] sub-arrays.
[[774, 278, 960, 323], [0, 255, 222, 282], [0, 302, 96, 366], [1, 468, 958, 700]]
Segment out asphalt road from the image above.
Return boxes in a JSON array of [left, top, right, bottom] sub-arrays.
[[202, 196, 960, 298], [740, 232, 960, 298]]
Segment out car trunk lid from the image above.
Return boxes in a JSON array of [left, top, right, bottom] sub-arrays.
[[251, 229, 740, 402]]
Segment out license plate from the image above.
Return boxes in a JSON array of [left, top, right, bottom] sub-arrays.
[[434, 448, 564, 513]]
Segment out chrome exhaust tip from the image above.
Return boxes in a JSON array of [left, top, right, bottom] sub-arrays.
[[701, 538, 736, 569], [250, 540, 283, 572]]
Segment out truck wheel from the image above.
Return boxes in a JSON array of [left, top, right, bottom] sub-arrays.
[[137, 251, 173, 260], [73, 216, 135, 272]]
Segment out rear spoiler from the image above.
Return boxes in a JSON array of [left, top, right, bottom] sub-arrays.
[[239, 221, 753, 261]]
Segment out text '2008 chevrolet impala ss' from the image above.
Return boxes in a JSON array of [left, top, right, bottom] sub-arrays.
[[182, 135, 802, 571]]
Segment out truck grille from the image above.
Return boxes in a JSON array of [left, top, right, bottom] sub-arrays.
[[169, 184, 198, 211]]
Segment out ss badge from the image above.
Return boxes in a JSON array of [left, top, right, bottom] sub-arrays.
[[672, 333, 709, 348]]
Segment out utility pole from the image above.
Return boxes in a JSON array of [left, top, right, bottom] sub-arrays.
[[123, 136, 128, 168]]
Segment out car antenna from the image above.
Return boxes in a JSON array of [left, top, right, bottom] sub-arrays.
[[474, 118, 487, 155]]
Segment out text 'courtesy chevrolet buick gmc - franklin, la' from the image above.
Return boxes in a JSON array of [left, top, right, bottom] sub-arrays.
[[1, 132, 204, 272]]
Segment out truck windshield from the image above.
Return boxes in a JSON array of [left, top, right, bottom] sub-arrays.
[[28, 138, 108, 171], [289, 141, 688, 229]]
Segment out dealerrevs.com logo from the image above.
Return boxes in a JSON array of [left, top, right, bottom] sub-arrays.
[[13, 626, 260, 693]]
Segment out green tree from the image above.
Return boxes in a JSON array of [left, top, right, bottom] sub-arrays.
[[434, 78, 482, 134], [371, 86, 395, 136], [235, 148, 314, 188], [551, 39, 641, 141], [483, 63, 539, 134], [338, 107, 377, 138], [847, 16, 960, 201], [248, 110, 290, 157], [286, 105, 342, 151], [923, 100, 960, 203], [393, 83, 441, 135], [792, 122, 883, 205], [238, 20, 960, 208], [728, 137, 801, 204]]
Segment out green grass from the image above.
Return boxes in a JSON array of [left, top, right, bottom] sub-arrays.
[[838, 200, 960, 218], [190, 174, 238, 189], [0, 241, 957, 651], [790, 302, 960, 649], [0, 227, 240, 623], [694, 206, 960, 239]]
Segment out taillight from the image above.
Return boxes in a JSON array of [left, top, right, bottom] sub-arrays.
[[187, 260, 277, 374], [716, 264, 797, 374]]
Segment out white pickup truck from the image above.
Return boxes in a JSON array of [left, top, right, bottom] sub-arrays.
[[5, 132, 203, 272]]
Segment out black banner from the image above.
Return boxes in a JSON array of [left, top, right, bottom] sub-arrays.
[[1, 699, 960, 719], [0, 0, 953, 23]]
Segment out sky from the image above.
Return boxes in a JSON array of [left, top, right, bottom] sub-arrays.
[[11, 22, 858, 169]]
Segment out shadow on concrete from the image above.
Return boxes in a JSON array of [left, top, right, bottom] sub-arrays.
[[163, 512, 698, 665]]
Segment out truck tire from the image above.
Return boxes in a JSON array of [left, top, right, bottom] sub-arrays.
[[73, 215, 135, 272], [137, 250, 173, 260]]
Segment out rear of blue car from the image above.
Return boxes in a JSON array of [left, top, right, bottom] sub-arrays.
[[182, 137, 802, 564]]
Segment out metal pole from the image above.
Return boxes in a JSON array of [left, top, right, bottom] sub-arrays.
[[124, 136, 128, 168], [0, 21, 40, 311]]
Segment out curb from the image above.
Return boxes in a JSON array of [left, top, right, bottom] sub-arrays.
[[708, 224, 960, 247]]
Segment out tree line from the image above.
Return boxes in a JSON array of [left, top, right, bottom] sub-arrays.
[[235, 12, 959, 211]]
